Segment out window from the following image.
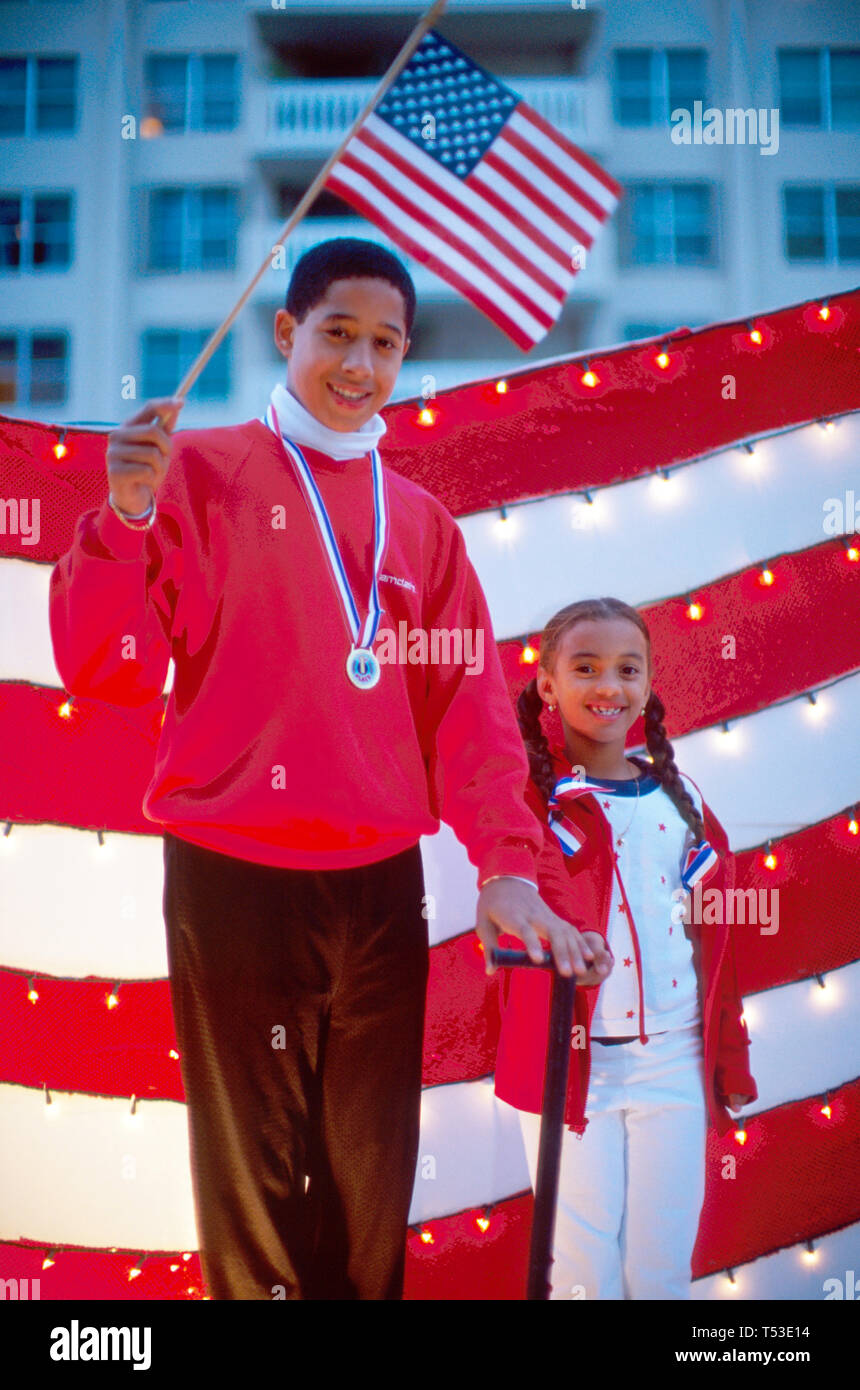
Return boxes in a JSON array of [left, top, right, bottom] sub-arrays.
[[614, 48, 708, 126], [147, 186, 238, 271], [0, 56, 77, 135], [0, 193, 73, 270], [619, 183, 716, 267], [783, 184, 860, 262], [142, 328, 232, 401], [144, 53, 238, 132], [778, 48, 860, 128], [0, 330, 69, 403]]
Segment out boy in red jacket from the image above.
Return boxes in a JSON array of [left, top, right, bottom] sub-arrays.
[[49, 239, 599, 1300]]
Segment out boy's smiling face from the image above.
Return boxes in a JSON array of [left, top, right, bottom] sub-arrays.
[[274, 276, 410, 432]]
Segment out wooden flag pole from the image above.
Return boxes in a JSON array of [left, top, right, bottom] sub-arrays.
[[170, 0, 448, 406]]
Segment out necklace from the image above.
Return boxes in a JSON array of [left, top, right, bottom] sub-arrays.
[[613, 771, 641, 849]]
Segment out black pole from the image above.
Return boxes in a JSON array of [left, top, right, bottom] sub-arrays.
[[526, 967, 576, 1299], [491, 947, 577, 1300]]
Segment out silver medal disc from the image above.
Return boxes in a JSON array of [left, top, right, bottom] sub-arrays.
[[346, 647, 380, 690]]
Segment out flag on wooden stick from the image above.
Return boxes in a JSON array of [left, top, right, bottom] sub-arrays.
[[324, 30, 622, 350]]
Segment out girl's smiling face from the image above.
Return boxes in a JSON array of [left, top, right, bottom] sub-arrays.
[[537, 617, 652, 752], [274, 277, 410, 432]]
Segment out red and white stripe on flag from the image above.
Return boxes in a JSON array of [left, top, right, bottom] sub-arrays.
[[324, 31, 622, 350]]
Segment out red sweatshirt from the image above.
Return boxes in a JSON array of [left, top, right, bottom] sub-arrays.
[[49, 419, 544, 883], [493, 745, 758, 1136]]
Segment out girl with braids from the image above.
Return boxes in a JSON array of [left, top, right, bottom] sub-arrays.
[[493, 597, 757, 1300]]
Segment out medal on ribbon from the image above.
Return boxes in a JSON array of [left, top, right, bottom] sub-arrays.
[[269, 404, 388, 691]]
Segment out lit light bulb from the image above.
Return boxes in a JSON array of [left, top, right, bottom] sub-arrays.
[[420, 1229, 434, 1245], [495, 379, 508, 394], [42, 1253, 56, 1270], [686, 601, 703, 621], [53, 440, 67, 460], [28, 986, 39, 1004], [520, 644, 538, 665], [848, 818, 859, 836], [417, 407, 436, 427], [818, 304, 830, 321], [820, 1103, 832, 1119], [655, 350, 670, 369], [758, 568, 775, 587], [476, 1215, 490, 1233], [749, 327, 763, 345], [58, 700, 73, 719], [106, 990, 119, 1010], [845, 546, 859, 563], [734, 1128, 747, 1146], [763, 851, 778, 871], [580, 367, 599, 388]]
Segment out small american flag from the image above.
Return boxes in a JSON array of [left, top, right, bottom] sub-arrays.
[[325, 30, 622, 350]]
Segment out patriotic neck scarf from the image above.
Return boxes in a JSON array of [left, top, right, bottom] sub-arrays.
[[264, 377, 387, 462], [546, 765, 719, 890]]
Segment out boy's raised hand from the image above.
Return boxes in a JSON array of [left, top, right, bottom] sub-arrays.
[[476, 878, 613, 984], [106, 397, 184, 517]]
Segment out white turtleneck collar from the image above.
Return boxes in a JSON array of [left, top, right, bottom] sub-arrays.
[[263, 374, 387, 461]]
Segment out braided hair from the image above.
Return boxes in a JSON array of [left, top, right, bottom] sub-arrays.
[[516, 597, 705, 843]]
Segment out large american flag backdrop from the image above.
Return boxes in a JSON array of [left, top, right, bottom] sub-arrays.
[[324, 30, 622, 350], [1, 289, 858, 1300]]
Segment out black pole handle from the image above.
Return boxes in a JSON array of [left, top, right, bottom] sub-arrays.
[[490, 946, 554, 969]]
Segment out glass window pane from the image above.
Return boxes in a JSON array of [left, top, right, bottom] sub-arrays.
[[145, 55, 188, 131], [672, 184, 712, 264], [201, 54, 237, 130], [778, 49, 822, 125], [667, 49, 707, 113], [614, 49, 654, 125], [33, 194, 72, 267], [30, 333, 67, 403], [835, 186, 860, 261], [783, 185, 826, 260], [0, 196, 22, 269], [190, 327, 230, 399], [830, 50, 860, 127], [0, 335, 17, 403], [149, 189, 184, 269], [0, 59, 27, 135], [36, 58, 77, 133], [198, 187, 236, 268], [142, 329, 180, 397]]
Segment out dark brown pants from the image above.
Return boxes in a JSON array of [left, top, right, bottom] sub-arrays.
[[161, 832, 428, 1300]]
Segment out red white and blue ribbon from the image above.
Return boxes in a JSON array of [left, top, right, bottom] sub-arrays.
[[546, 774, 613, 857], [268, 403, 388, 657], [680, 839, 720, 891]]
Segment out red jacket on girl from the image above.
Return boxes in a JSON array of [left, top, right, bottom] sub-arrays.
[[493, 743, 758, 1137]]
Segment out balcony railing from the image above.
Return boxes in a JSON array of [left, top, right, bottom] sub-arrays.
[[256, 75, 608, 155]]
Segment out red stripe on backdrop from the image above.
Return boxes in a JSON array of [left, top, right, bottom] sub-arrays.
[[1, 291, 856, 556], [498, 540, 860, 736], [3, 812, 855, 1096], [694, 1077, 860, 1277], [6, 1081, 856, 1299]]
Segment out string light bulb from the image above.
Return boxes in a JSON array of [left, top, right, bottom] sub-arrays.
[[42, 1249, 57, 1271], [495, 379, 508, 394], [106, 984, 120, 1010], [53, 430, 67, 460], [580, 360, 599, 388], [686, 600, 703, 621], [848, 809, 858, 836], [417, 406, 436, 427], [520, 641, 538, 665], [818, 302, 830, 321], [419, 1229, 434, 1245], [655, 347, 671, 370], [747, 321, 763, 346], [58, 697, 74, 719], [758, 567, 775, 586], [762, 842, 778, 871]]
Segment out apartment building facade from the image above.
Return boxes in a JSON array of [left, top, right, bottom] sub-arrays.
[[0, 0, 857, 427]]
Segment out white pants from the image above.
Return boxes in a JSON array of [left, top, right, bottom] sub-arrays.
[[516, 1024, 707, 1300]]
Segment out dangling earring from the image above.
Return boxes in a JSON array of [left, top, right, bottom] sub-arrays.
[[546, 703, 555, 713]]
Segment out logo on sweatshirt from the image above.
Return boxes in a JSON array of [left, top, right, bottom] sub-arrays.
[[380, 572, 416, 593]]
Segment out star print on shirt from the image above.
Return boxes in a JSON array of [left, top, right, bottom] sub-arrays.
[[672, 979, 678, 988], [660, 875, 666, 884], [617, 902, 626, 913], [626, 1010, 635, 1019], [659, 824, 667, 832], [603, 800, 611, 809], [623, 957, 632, 967]]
